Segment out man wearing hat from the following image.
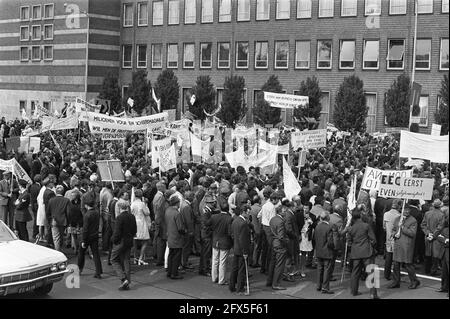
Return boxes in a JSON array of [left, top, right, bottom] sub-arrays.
[[390, 204, 420, 289], [383, 199, 403, 280], [421, 199, 445, 276], [165, 195, 186, 279], [198, 188, 218, 276]]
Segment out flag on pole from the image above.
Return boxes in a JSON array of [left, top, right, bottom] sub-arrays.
[[127, 97, 134, 108], [282, 156, 301, 201], [152, 87, 161, 112]]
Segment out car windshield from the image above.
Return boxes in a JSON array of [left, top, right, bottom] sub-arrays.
[[0, 221, 16, 242]]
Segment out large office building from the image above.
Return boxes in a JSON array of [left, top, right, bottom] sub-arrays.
[[1, 0, 449, 134], [0, 0, 121, 119]]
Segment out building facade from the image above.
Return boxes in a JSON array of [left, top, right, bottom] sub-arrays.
[[118, 0, 449, 133], [0, 0, 121, 119], [1, 0, 449, 134]]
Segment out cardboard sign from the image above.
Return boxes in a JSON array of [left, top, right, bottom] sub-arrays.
[[291, 129, 327, 150], [361, 167, 413, 191], [379, 177, 433, 200], [96, 160, 125, 182], [298, 150, 307, 167], [100, 133, 126, 141], [431, 124, 441, 136], [264, 91, 308, 108]]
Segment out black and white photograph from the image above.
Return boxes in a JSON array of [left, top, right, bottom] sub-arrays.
[[0, 0, 448, 308]]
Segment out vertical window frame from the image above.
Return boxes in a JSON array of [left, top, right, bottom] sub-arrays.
[[122, 45, 133, 69], [43, 3, 54, 20], [295, 40, 310, 69], [137, 2, 149, 26], [123, 3, 134, 27], [236, 41, 249, 69], [200, 42, 213, 69], [152, 43, 163, 69], [217, 42, 230, 69], [362, 39, 380, 70], [183, 43, 195, 69], [317, 40, 333, 69], [136, 44, 147, 68], [254, 41, 269, 69], [274, 40, 289, 69], [20, 6, 30, 21]]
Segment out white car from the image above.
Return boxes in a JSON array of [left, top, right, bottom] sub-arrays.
[[0, 220, 68, 297]]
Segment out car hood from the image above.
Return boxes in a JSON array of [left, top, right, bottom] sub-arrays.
[[0, 240, 67, 274]]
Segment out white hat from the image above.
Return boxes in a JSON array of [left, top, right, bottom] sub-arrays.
[[124, 170, 132, 178]]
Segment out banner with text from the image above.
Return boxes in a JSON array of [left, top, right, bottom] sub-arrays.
[[400, 130, 449, 163], [87, 112, 168, 134], [264, 91, 309, 109], [361, 167, 413, 191], [379, 177, 434, 200], [291, 129, 327, 150]]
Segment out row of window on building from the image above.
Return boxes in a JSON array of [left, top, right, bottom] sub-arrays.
[[122, 38, 450, 71], [19, 45, 53, 61], [19, 4, 54, 21], [19, 24, 53, 41], [123, 0, 449, 27]]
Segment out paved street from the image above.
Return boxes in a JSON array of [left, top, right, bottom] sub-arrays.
[[5, 247, 447, 300]]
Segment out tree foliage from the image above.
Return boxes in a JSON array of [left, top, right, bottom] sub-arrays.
[[333, 75, 368, 132], [293, 76, 322, 120], [189, 75, 216, 121], [155, 69, 180, 111], [435, 74, 449, 135], [217, 75, 247, 128], [125, 70, 151, 115], [384, 74, 411, 127], [98, 71, 122, 113], [253, 75, 283, 125]]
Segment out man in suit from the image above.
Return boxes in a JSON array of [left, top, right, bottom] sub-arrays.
[[435, 210, 449, 295], [389, 204, 420, 289], [383, 199, 402, 280], [266, 205, 289, 290], [314, 211, 335, 294], [180, 190, 195, 270], [421, 199, 445, 276], [0, 172, 12, 227], [284, 199, 300, 278], [111, 200, 136, 290], [208, 200, 232, 285], [347, 207, 378, 298], [29, 174, 41, 239], [46, 185, 70, 251], [78, 192, 103, 279], [14, 179, 32, 241], [153, 181, 167, 266], [249, 195, 262, 268], [99, 183, 114, 251], [229, 205, 251, 294], [165, 195, 186, 280], [329, 204, 345, 281]]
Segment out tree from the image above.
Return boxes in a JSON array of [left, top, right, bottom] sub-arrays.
[[98, 71, 122, 113], [333, 75, 367, 132], [189, 75, 216, 121], [384, 74, 410, 127], [294, 76, 322, 120], [125, 70, 151, 115], [217, 75, 247, 128], [253, 75, 283, 125], [435, 74, 449, 135], [155, 69, 180, 111]]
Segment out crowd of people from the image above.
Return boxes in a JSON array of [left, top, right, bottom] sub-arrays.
[[0, 116, 448, 298]]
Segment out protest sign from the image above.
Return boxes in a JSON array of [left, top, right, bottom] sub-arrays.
[[431, 124, 441, 136], [96, 160, 125, 182], [151, 138, 172, 169], [264, 92, 308, 108], [361, 167, 413, 191], [5, 137, 40, 154], [400, 130, 449, 163], [379, 177, 433, 200], [298, 150, 307, 168], [160, 144, 177, 172], [87, 112, 168, 134], [291, 129, 326, 150], [258, 139, 289, 155], [0, 159, 32, 184]]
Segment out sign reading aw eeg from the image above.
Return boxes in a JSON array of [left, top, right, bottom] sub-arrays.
[[379, 176, 434, 200]]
